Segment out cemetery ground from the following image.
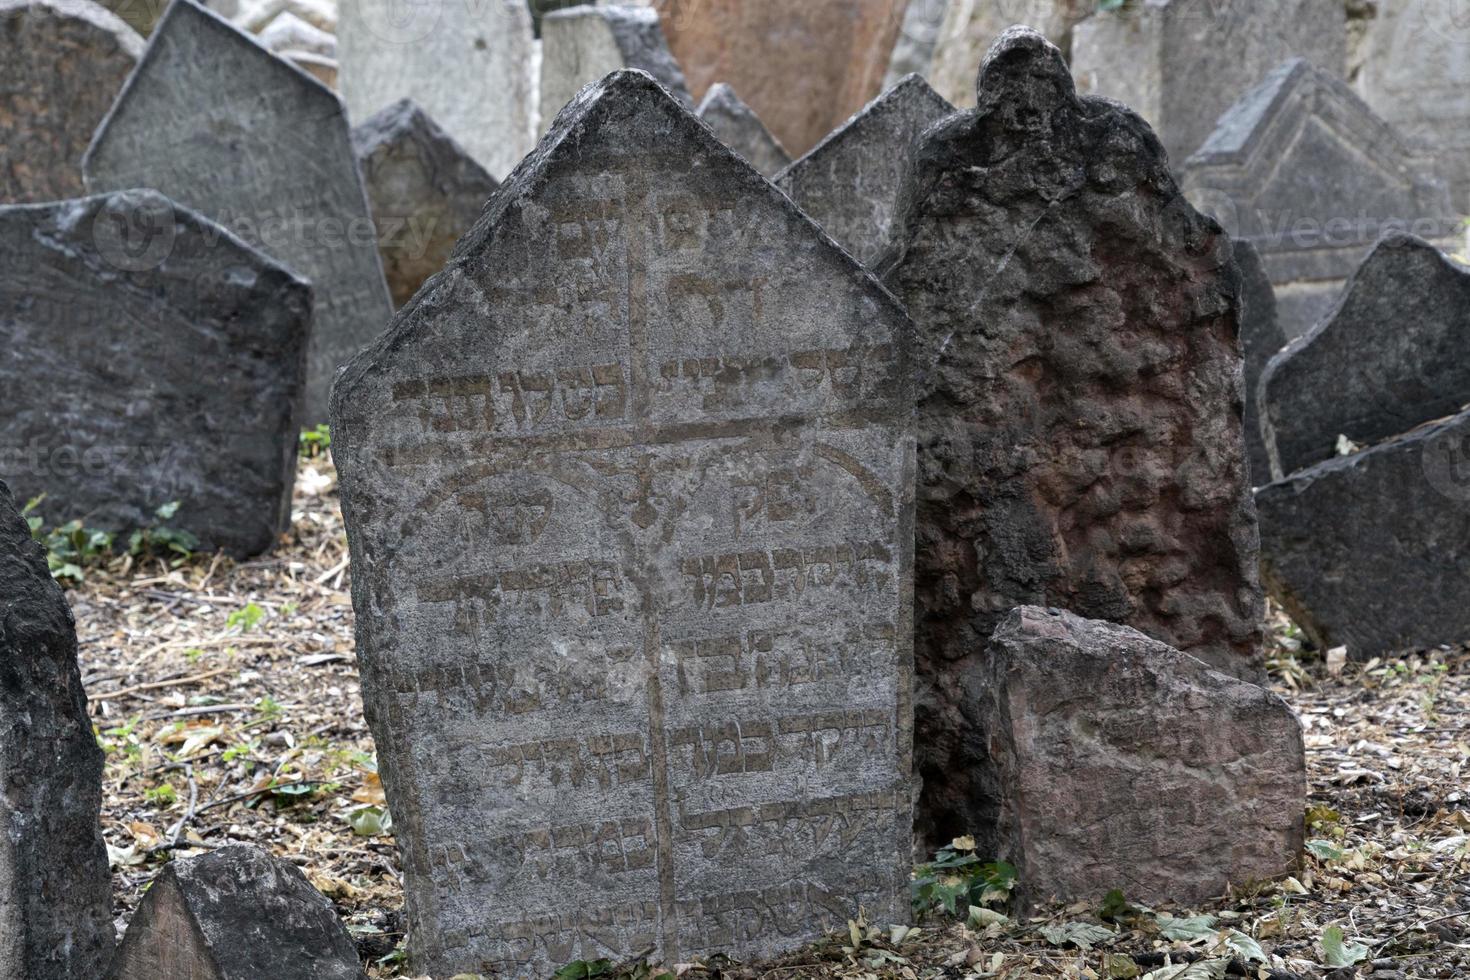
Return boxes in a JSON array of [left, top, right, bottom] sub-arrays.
[[58, 447, 1468, 980]]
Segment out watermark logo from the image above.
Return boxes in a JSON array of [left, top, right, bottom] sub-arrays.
[[1422, 428, 1470, 501], [93, 194, 177, 272], [344, 0, 442, 44]]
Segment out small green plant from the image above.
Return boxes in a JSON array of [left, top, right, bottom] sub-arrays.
[[144, 783, 178, 806], [554, 960, 612, 980], [227, 602, 266, 632], [24, 496, 196, 582], [255, 694, 283, 720], [127, 501, 199, 563], [299, 423, 331, 458], [912, 836, 1017, 917]]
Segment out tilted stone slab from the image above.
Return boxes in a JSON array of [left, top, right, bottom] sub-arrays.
[[540, 4, 691, 134], [879, 27, 1263, 843], [106, 846, 365, 980], [84, 0, 392, 424], [776, 74, 952, 267], [927, 0, 1088, 109], [1235, 239, 1287, 487], [968, 606, 1305, 907], [0, 190, 312, 557], [695, 83, 789, 178], [332, 70, 915, 976], [352, 99, 500, 308], [0, 0, 142, 203], [0, 481, 114, 979]]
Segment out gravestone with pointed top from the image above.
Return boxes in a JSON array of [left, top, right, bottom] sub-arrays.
[[332, 69, 915, 977], [1235, 239, 1287, 487], [540, 5, 690, 133], [695, 83, 788, 178], [927, 0, 1088, 109], [84, 0, 391, 425]]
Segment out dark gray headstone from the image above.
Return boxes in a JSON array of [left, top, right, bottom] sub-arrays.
[[695, 83, 789, 178], [332, 70, 915, 977], [0, 0, 142, 203], [1260, 234, 1470, 481], [0, 479, 114, 980], [1235, 239, 1287, 487], [540, 4, 692, 133], [83, 0, 392, 424], [776, 74, 952, 267], [352, 99, 500, 309], [0, 190, 312, 557], [106, 845, 366, 980], [879, 27, 1263, 844]]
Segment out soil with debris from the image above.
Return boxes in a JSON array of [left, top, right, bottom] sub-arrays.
[[70, 453, 1469, 980]]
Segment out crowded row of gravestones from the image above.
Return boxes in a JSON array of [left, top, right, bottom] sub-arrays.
[[4, 0, 1470, 976]]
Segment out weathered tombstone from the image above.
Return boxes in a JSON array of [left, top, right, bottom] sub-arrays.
[[1235, 239, 1287, 487], [332, 70, 915, 976], [1259, 234, 1470, 481], [84, 0, 392, 425], [0, 190, 312, 557], [353, 99, 500, 308], [1257, 409, 1470, 657], [106, 846, 365, 980], [256, 9, 332, 55], [879, 27, 1263, 842], [337, 0, 534, 180], [776, 74, 952, 267], [0, 480, 114, 979], [0, 0, 142, 203], [1071, 0, 1346, 167], [540, 4, 691, 133], [883, 0, 949, 90], [237, 0, 332, 33], [970, 606, 1305, 907], [927, 0, 1088, 109], [1181, 58, 1457, 343], [695, 83, 789, 178]]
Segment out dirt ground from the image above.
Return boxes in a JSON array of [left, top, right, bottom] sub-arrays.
[[69, 454, 1468, 979]]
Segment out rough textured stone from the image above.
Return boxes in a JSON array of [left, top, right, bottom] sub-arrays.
[[0, 190, 312, 557], [776, 74, 952, 267], [0, 481, 113, 979], [352, 99, 500, 308], [1259, 234, 1470, 481], [878, 28, 1263, 843], [968, 606, 1305, 907], [1235, 239, 1287, 487], [1072, 0, 1346, 167], [1257, 410, 1470, 657], [0, 0, 142, 203], [541, 4, 691, 133], [337, 0, 534, 180], [332, 70, 914, 977], [695, 83, 789, 178], [928, 0, 1088, 109], [84, 0, 392, 425], [884, 0, 949, 90], [106, 845, 365, 980], [1182, 58, 1456, 343]]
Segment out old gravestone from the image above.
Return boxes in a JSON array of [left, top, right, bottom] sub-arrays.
[[84, 0, 392, 425], [1181, 58, 1456, 342], [1259, 234, 1470, 481], [0, 0, 142, 203], [878, 27, 1262, 842], [1235, 239, 1287, 487], [927, 0, 1089, 109], [1, 190, 312, 557], [540, 5, 691, 134], [775, 74, 952, 267], [337, 0, 534, 180], [0, 480, 114, 979], [332, 70, 915, 976], [883, 0, 948, 90], [106, 846, 365, 980], [352, 99, 500, 308], [695, 83, 789, 179], [1071, 0, 1345, 167]]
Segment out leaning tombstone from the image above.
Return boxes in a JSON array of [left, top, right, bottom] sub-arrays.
[[540, 4, 691, 132], [0, 0, 142, 203], [695, 83, 789, 178], [106, 846, 365, 979], [0, 480, 115, 979], [1235, 239, 1287, 486], [1, 190, 312, 557], [776, 74, 952, 267], [352, 99, 500, 307], [84, 0, 392, 425], [927, 0, 1088, 109], [879, 27, 1263, 843], [332, 69, 915, 977]]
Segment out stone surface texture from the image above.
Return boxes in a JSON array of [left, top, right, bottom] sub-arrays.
[[928, 0, 1088, 109], [883, 0, 948, 89], [541, 4, 691, 134], [879, 27, 1263, 843], [695, 83, 789, 178], [332, 70, 915, 977], [1235, 239, 1286, 487]]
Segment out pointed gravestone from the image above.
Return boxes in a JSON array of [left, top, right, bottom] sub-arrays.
[[927, 0, 1087, 109], [337, 0, 534, 180], [84, 0, 392, 425], [695, 83, 789, 178], [1259, 234, 1470, 481], [352, 99, 500, 308], [0, 0, 142, 203], [106, 846, 365, 980], [776, 74, 952, 267], [0, 480, 114, 979], [879, 28, 1262, 843], [540, 5, 691, 133], [1181, 58, 1456, 342], [1235, 239, 1287, 486], [332, 70, 915, 977], [1, 190, 312, 557]]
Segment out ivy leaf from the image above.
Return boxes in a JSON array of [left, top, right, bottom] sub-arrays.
[[1157, 914, 1218, 942], [1321, 925, 1370, 967], [1039, 921, 1115, 950], [1225, 929, 1267, 964]]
